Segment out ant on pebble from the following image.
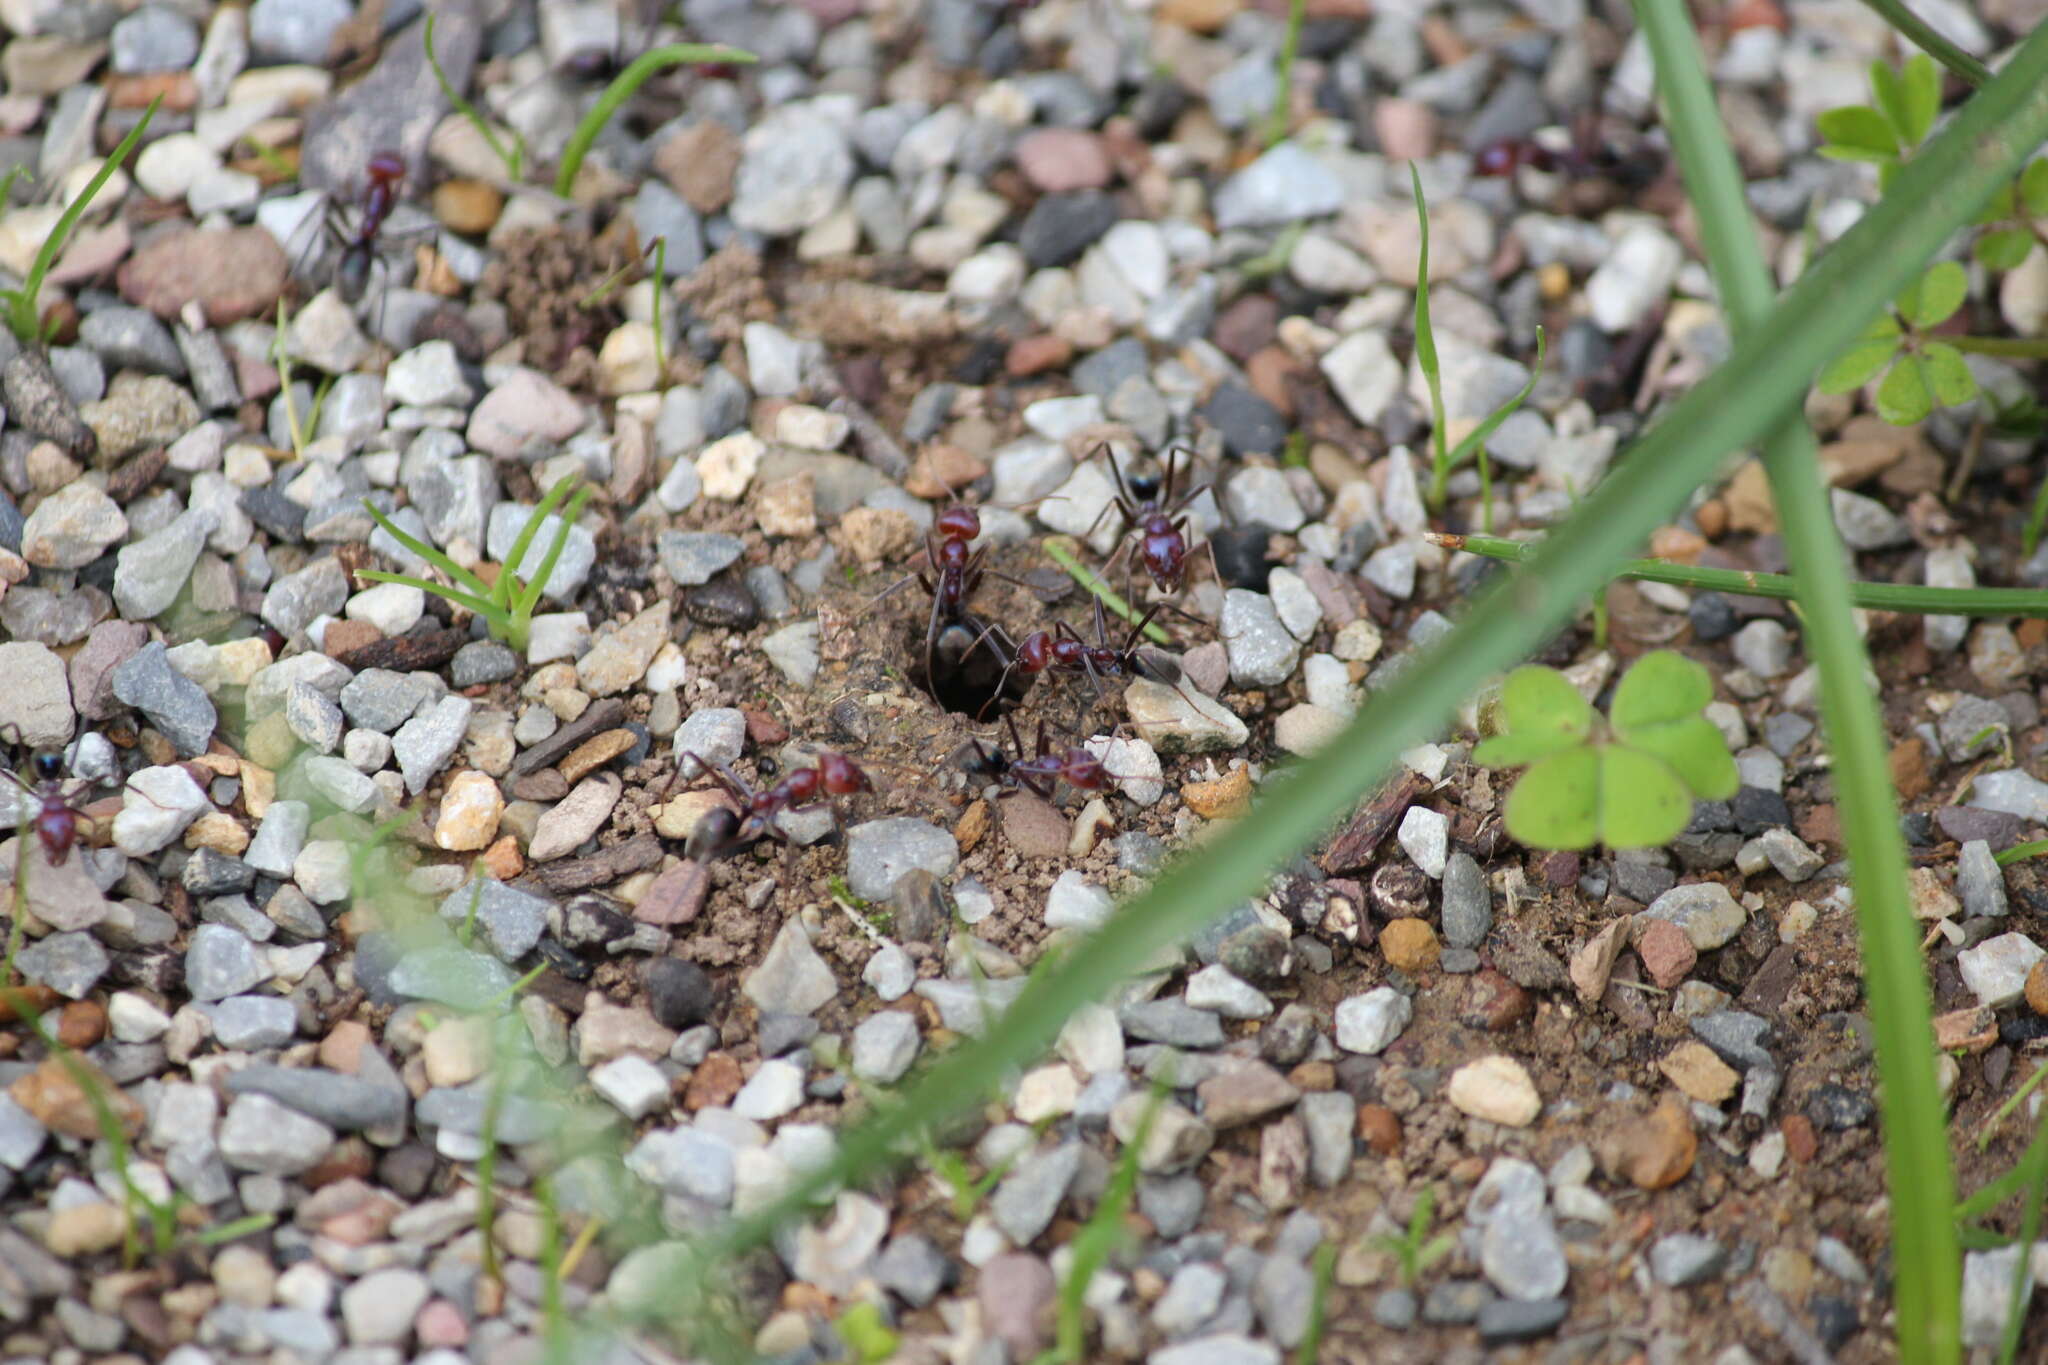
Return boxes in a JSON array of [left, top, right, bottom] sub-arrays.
[[974, 595, 1199, 723], [960, 715, 1126, 804], [333, 150, 408, 304], [1085, 444, 1221, 611], [671, 749, 874, 861]]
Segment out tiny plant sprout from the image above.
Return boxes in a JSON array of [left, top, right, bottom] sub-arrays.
[[1473, 649, 1737, 851]]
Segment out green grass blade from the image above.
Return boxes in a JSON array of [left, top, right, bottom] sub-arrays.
[[510, 483, 593, 620], [353, 570, 502, 620], [1635, 4, 1962, 1359], [502, 475, 584, 607], [634, 22, 2048, 1321], [1411, 164, 1451, 509], [360, 498, 496, 598], [1263, 0, 1307, 149], [425, 13, 525, 180], [554, 45, 757, 198], [1443, 533, 2048, 616], [1041, 538, 1173, 645], [1998, 1105, 2048, 1363], [1855, 0, 1991, 87], [16, 95, 160, 342]]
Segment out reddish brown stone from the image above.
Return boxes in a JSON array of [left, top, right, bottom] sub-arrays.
[[1600, 1096, 1697, 1190], [1014, 128, 1113, 192], [685, 1052, 743, 1110], [117, 226, 288, 326], [1211, 294, 1279, 361], [55, 1000, 106, 1048], [9, 1054, 142, 1138], [742, 708, 788, 746], [1006, 334, 1073, 377], [320, 620, 383, 659], [1356, 1103, 1402, 1155], [1462, 968, 1532, 1032], [1380, 918, 1440, 973], [635, 861, 710, 927], [1635, 918, 1697, 988], [1782, 1113, 1819, 1163]]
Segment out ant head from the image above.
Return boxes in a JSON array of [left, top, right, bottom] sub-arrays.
[[31, 753, 61, 782], [366, 150, 406, 184], [1126, 467, 1164, 504], [935, 504, 980, 543], [817, 752, 872, 794]]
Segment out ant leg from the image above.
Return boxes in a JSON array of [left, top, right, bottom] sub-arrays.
[[668, 750, 751, 803]]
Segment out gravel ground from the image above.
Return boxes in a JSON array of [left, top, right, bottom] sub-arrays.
[[2, 0, 2048, 1362]]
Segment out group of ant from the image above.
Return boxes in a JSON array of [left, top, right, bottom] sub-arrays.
[[662, 443, 1221, 866]]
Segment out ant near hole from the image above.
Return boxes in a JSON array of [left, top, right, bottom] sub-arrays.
[[1085, 444, 1223, 620], [869, 497, 1040, 717], [974, 595, 1200, 725], [670, 750, 874, 863]]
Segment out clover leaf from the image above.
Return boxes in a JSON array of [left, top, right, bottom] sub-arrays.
[[1475, 650, 1737, 851], [1816, 263, 1979, 423]]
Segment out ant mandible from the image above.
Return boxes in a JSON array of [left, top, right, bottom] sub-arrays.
[[673, 750, 874, 860]]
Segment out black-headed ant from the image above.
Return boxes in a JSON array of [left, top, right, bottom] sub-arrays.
[[960, 715, 1123, 804], [673, 750, 874, 860]]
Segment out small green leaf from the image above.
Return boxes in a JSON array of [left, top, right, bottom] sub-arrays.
[[1976, 184, 2017, 224], [1608, 649, 1713, 732], [1817, 335, 1901, 394], [1899, 53, 1941, 145], [1876, 356, 1935, 425], [1817, 142, 1896, 168], [1815, 105, 1897, 158], [1597, 748, 1693, 849], [1976, 228, 2035, 272], [1503, 748, 1599, 850], [2022, 159, 2048, 218], [1922, 341, 1977, 407], [1870, 61, 1913, 147], [1897, 261, 1966, 329], [1626, 716, 1740, 801], [1471, 665, 1592, 768]]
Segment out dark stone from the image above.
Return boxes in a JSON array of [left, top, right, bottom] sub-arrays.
[[1730, 785, 1793, 835], [1687, 591, 1738, 641], [241, 485, 306, 542], [1478, 1296, 1569, 1344], [1803, 1082, 1874, 1130], [1259, 1003, 1319, 1067], [1197, 383, 1286, 458], [377, 1141, 439, 1199], [1207, 523, 1273, 590], [643, 957, 715, 1030], [328, 626, 469, 673], [1810, 1294, 1859, 1351], [1017, 190, 1119, 268], [451, 639, 519, 686], [353, 931, 404, 1005], [536, 936, 594, 980], [555, 894, 634, 955], [1070, 337, 1149, 400], [181, 849, 255, 898], [682, 576, 761, 629], [1934, 805, 2028, 849]]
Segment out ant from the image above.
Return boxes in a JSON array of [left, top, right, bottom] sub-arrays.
[[961, 715, 1121, 804], [1470, 118, 1664, 194], [975, 596, 1195, 722], [334, 150, 407, 304], [2, 750, 82, 866], [672, 750, 873, 860], [872, 500, 1035, 707], [1086, 445, 1220, 609]]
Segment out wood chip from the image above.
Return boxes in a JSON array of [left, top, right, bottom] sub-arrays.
[[1319, 770, 1428, 874], [521, 832, 663, 894]]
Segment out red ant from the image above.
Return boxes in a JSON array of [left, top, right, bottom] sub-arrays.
[[1470, 120, 1663, 192], [1086, 445, 1219, 607], [871, 500, 1036, 706], [975, 596, 1196, 722], [332, 150, 408, 304], [3, 750, 82, 866], [961, 715, 1121, 804], [672, 750, 873, 859]]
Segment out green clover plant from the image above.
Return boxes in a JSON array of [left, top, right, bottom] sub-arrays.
[[1473, 649, 1737, 850], [1816, 260, 1974, 424], [1815, 54, 2048, 425], [359, 473, 592, 652]]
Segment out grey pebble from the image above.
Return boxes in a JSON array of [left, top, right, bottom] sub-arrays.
[[110, 641, 217, 757], [13, 932, 108, 999], [207, 995, 298, 1051], [1649, 1233, 1729, 1287]]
